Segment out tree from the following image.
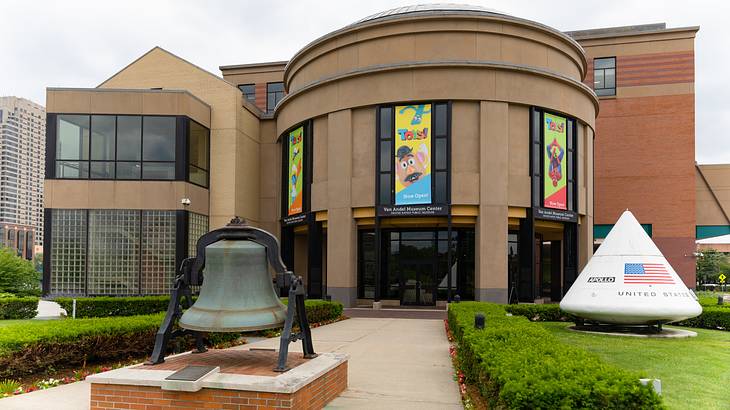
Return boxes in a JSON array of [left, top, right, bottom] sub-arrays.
[[696, 248, 728, 285], [0, 247, 40, 296]]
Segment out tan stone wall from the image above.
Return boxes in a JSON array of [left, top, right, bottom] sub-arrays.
[[285, 14, 586, 94], [97, 47, 261, 229], [47, 88, 211, 128], [220, 64, 286, 87], [696, 164, 730, 226], [44, 180, 209, 215], [274, 12, 597, 304]]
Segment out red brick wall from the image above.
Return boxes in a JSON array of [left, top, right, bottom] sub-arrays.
[[584, 51, 695, 88], [594, 92, 696, 285], [255, 83, 267, 112], [90, 362, 347, 410]]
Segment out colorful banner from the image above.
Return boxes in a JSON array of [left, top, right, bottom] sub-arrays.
[[287, 126, 304, 216], [543, 113, 567, 210], [394, 104, 432, 205]]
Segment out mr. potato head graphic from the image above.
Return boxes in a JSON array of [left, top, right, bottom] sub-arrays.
[[396, 143, 430, 187]]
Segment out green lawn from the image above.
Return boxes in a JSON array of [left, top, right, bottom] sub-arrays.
[[542, 322, 730, 409], [0, 319, 43, 328]]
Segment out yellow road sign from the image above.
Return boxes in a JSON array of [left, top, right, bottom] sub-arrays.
[[720, 273, 727, 284]]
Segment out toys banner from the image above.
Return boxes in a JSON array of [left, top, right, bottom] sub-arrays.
[[543, 113, 567, 210], [394, 104, 432, 205], [287, 126, 304, 216]]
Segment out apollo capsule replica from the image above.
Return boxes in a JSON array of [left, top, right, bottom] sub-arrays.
[[560, 210, 702, 325]]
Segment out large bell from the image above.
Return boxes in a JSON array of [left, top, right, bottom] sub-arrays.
[[179, 239, 287, 332]]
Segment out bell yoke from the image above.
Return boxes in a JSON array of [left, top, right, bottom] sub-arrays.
[[146, 217, 316, 372]]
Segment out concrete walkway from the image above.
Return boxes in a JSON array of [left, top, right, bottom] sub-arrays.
[[35, 300, 65, 319], [1, 317, 461, 409]]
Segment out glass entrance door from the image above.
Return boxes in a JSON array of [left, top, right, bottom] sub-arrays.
[[400, 260, 435, 306]]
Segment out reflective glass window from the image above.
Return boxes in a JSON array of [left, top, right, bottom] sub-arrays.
[[142, 116, 175, 161], [117, 116, 142, 161], [90, 115, 115, 160], [57, 115, 89, 160]]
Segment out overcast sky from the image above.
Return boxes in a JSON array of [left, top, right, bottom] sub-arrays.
[[1, 0, 726, 163]]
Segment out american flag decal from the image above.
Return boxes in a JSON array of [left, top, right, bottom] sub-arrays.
[[624, 263, 674, 284]]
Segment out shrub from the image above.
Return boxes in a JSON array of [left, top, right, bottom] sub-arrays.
[[0, 314, 244, 379], [282, 298, 344, 324], [55, 296, 173, 318], [0, 247, 40, 297], [0, 297, 344, 379], [503, 303, 574, 322], [0, 296, 38, 319], [448, 302, 663, 409], [675, 306, 730, 331], [55, 296, 344, 323]]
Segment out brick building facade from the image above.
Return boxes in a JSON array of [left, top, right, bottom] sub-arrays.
[[568, 24, 699, 285]]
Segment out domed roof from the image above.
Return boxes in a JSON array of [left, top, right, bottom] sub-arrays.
[[351, 4, 509, 26]]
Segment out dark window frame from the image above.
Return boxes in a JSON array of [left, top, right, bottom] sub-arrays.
[[376, 102, 451, 207], [530, 108, 578, 212], [593, 57, 616, 96], [47, 114, 209, 185], [238, 84, 256, 104], [280, 121, 312, 219], [266, 82, 285, 113], [357, 227, 474, 300], [186, 118, 210, 188]]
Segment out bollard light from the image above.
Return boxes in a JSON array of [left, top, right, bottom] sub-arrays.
[[474, 312, 485, 329], [719, 295, 724, 305], [454, 295, 461, 303]]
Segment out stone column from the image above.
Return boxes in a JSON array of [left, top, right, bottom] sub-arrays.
[[325, 109, 357, 307], [475, 101, 509, 303], [578, 124, 594, 269]]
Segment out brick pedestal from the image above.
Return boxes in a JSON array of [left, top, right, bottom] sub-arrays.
[[87, 349, 348, 410]]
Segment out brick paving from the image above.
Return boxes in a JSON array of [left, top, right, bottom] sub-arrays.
[[137, 349, 309, 376], [344, 307, 446, 320]]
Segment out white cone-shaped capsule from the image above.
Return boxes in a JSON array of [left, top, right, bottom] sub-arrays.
[[560, 210, 702, 324]]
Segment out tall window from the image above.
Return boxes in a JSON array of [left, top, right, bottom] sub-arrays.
[[593, 57, 616, 96], [238, 84, 256, 104], [376, 102, 450, 206], [55, 115, 175, 180], [52, 115, 208, 185], [56, 115, 90, 178], [266, 82, 285, 113], [188, 120, 209, 187], [142, 116, 176, 179]]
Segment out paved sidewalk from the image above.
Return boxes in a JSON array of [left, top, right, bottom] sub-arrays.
[[1, 380, 90, 409], [35, 300, 65, 319], [239, 318, 462, 409], [1, 317, 461, 409]]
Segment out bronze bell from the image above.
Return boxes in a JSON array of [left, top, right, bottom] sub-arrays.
[[179, 240, 287, 332]]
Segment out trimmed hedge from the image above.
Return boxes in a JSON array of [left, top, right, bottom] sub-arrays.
[[55, 296, 344, 323], [0, 314, 167, 378], [449, 302, 663, 409], [0, 296, 38, 320], [675, 306, 729, 330], [0, 314, 242, 379], [282, 298, 344, 325], [1, 298, 344, 379], [55, 296, 173, 318], [505, 302, 730, 332], [503, 303, 574, 322]]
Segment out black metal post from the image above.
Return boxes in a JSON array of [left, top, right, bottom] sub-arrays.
[[374, 215, 381, 302], [447, 212, 453, 302]]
